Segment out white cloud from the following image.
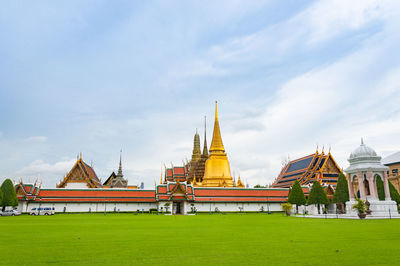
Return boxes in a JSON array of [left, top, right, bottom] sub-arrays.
[[16, 158, 76, 185], [222, 11, 400, 186], [301, 0, 383, 44], [24, 136, 48, 142]]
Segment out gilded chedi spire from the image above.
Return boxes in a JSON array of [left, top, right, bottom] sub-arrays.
[[209, 101, 225, 152], [201, 101, 234, 187]]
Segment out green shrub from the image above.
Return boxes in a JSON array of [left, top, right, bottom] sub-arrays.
[[281, 202, 292, 216], [352, 198, 366, 214]]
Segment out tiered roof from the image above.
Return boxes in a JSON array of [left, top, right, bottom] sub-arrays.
[[272, 150, 342, 188], [164, 165, 188, 183]]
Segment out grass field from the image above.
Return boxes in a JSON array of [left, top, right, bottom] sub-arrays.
[[1, 213, 400, 265]]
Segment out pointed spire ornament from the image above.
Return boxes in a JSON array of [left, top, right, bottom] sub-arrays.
[[117, 149, 123, 178], [160, 166, 163, 184], [191, 129, 201, 162], [203, 115, 209, 156], [209, 101, 225, 152]]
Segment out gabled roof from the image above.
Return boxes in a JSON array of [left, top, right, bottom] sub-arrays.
[[57, 157, 103, 188], [103, 172, 116, 186]]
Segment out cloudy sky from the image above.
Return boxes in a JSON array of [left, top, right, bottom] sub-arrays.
[[1, 0, 400, 188]]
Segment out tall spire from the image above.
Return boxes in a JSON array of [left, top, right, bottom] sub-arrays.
[[191, 130, 201, 162], [209, 101, 225, 152], [117, 149, 123, 177], [203, 115, 208, 156]]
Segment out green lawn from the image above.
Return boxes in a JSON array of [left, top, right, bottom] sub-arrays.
[[1, 213, 400, 265]]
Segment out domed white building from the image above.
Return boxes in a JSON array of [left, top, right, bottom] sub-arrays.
[[345, 139, 399, 217]]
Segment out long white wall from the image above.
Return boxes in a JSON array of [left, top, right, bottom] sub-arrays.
[[191, 202, 283, 213], [18, 201, 285, 214], [18, 201, 157, 213]]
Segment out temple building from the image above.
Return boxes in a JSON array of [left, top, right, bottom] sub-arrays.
[[103, 151, 129, 188], [271, 148, 342, 188], [345, 139, 399, 217], [383, 151, 400, 192], [57, 154, 103, 189], [14, 102, 291, 215], [162, 102, 243, 188], [187, 118, 209, 184]]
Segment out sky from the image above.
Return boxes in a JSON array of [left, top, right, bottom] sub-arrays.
[[1, 0, 400, 188]]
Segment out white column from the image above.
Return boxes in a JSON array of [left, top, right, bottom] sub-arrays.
[[383, 171, 391, 201], [346, 174, 355, 200], [357, 171, 366, 200]]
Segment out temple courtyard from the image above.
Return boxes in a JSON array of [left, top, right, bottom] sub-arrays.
[[1, 214, 400, 265]]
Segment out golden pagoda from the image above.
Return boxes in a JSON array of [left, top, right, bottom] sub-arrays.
[[200, 101, 234, 187]]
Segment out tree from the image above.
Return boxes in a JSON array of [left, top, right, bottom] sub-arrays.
[[333, 173, 350, 213], [376, 177, 400, 203], [253, 184, 266, 188], [308, 181, 329, 214], [1, 179, 18, 210], [0, 189, 3, 208], [389, 181, 400, 204], [288, 180, 306, 213], [376, 177, 385, 200]]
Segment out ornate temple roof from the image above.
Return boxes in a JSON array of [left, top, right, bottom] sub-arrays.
[[57, 155, 103, 188], [271, 149, 342, 188]]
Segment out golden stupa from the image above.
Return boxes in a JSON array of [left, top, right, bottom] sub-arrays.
[[201, 101, 234, 187]]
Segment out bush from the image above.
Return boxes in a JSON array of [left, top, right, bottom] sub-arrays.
[[352, 198, 366, 214], [281, 203, 292, 216]]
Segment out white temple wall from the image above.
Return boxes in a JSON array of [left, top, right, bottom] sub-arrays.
[[18, 201, 285, 213], [18, 201, 157, 213], [191, 202, 283, 213]]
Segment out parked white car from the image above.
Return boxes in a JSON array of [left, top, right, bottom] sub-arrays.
[[30, 207, 55, 216], [0, 209, 21, 216]]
